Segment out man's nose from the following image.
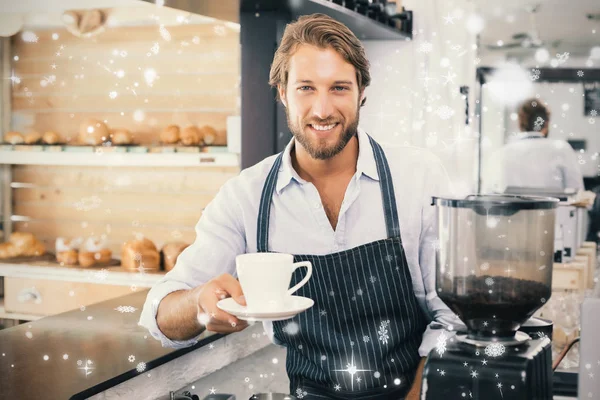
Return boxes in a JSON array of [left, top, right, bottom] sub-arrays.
[[311, 93, 334, 120]]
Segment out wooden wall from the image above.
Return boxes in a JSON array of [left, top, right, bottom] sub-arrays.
[[10, 22, 240, 145], [7, 18, 241, 258], [12, 165, 239, 257]]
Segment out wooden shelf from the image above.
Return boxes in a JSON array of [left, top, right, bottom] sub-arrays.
[[0, 150, 239, 167], [0, 298, 42, 321]]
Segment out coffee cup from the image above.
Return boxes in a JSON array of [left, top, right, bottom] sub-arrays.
[[236, 253, 312, 311]]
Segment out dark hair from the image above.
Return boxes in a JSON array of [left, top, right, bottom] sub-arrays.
[[268, 13, 371, 107], [518, 98, 551, 132]]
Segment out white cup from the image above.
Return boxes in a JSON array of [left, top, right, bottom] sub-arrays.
[[236, 253, 312, 311]]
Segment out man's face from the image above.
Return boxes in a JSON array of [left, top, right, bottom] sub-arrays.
[[279, 45, 364, 160]]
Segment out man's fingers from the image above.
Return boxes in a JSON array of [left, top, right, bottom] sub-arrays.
[[197, 301, 241, 327], [217, 274, 247, 306]]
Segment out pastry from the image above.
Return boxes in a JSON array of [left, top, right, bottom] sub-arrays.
[[55, 237, 83, 265], [78, 237, 112, 267], [0, 232, 46, 258], [79, 118, 109, 145], [42, 131, 62, 145], [160, 125, 180, 144], [161, 241, 189, 271], [121, 237, 160, 271], [0, 242, 21, 258], [180, 125, 201, 146], [4, 131, 24, 145], [79, 248, 112, 267], [24, 132, 42, 144], [110, 128, 133, 145], [199, 125, 217, 145]]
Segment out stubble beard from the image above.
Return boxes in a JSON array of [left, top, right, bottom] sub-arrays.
[[286, 105, 360, 161]]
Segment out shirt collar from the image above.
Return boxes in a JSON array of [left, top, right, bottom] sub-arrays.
[[509, 131, 545, 142], [275, 127, 380, 195]]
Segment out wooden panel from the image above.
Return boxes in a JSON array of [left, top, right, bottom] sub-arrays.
[[14, 187, 217, 209], [13, 73, 239, 96], [13, 165, 239, 192], [13, 24, 239, 47], [13, 56, 240, 76], [552, 262, 586, 291], [13, 93, 236, 112], [4, 277, 134, 316]]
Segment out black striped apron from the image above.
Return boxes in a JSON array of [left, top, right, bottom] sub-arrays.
[[257, 135, 428, 400]]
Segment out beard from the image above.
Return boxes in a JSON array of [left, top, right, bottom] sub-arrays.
[[286, 105, 360, 160]]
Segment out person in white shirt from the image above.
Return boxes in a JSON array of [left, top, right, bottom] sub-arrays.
[[139, 13, 462, 400], [483, 98, 584, 194]]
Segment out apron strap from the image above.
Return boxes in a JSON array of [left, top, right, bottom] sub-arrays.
[[368, 135, 401, 239], [257, 152, 284, 253], [256, 134, 402, 252]]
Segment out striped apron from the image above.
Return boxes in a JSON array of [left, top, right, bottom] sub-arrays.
[[257, 135, 428, 400]]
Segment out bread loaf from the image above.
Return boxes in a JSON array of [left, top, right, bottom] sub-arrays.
[[78, 248, 112, 267], [55, 237, 83, 266], [199, 125, 217, 145], [42, 131, 62, 145], [180, 125, 201, 146], [110, 128, 133, 145], [160, 125, 180, 144], [121, 237, 160, 271], [4, 131, 24, 145], [78, 237, 112, 267], [0, 232, 46, 259], [161, 242, 189, 271], [79, 118, 109, 145], [24, 132, 42, 144]]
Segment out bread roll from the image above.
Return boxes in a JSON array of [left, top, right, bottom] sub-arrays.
[[180, 125, 201, 146], [0, 232, 46, 258], [78, 248, 112, 268], [199, 125, 217, 145], [110, 128, 132, 145], [79, 118, 109, 145], [9, 232, 38, 249], [4, 131, 24, 145], [160, 125, 180, 144], [121, 237, 160, 271], [0, 242, 21, 258], [42, 131, 62, 145], [57, 249, 78, 265], [24, 132, 42, 144], [21, 241, 46, 257], [55, 237, 83, 265], [161, 242, 189, 271], [76, 237, 112, 267]]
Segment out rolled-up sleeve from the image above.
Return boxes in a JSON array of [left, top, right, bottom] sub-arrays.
[[138, 176, 247, 348], [417, 159, 467, 357]]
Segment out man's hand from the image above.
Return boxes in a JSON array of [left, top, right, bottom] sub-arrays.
[[194, 273, 250, 333], [405, 357, 426, 400]]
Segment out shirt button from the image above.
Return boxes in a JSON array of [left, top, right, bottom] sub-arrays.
[[313, 202, 320, 209]]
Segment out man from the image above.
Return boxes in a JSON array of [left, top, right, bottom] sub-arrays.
[[483, 98, 584, 194], [140, 13, 461, 400]]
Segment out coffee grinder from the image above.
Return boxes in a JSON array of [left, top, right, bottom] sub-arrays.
[[422, 195, 559, 400]]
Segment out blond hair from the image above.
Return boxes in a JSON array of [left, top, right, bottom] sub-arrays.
[[268, 13, 371, 107]]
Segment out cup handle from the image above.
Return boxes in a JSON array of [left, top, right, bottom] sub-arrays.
[[287, 261, 312, 296]]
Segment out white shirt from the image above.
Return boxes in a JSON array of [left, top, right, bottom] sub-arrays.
[[139, 128, 463, 357], [483, 132, 584, 194]]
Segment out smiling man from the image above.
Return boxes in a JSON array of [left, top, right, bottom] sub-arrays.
[[140, 13, 462, 400]]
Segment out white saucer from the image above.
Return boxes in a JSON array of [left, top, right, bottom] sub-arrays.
[[216, 295, 314, 322]]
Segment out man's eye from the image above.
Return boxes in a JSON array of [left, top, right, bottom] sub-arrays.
[[299, 86, 312, 91], [333, 86, 349, 91]]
